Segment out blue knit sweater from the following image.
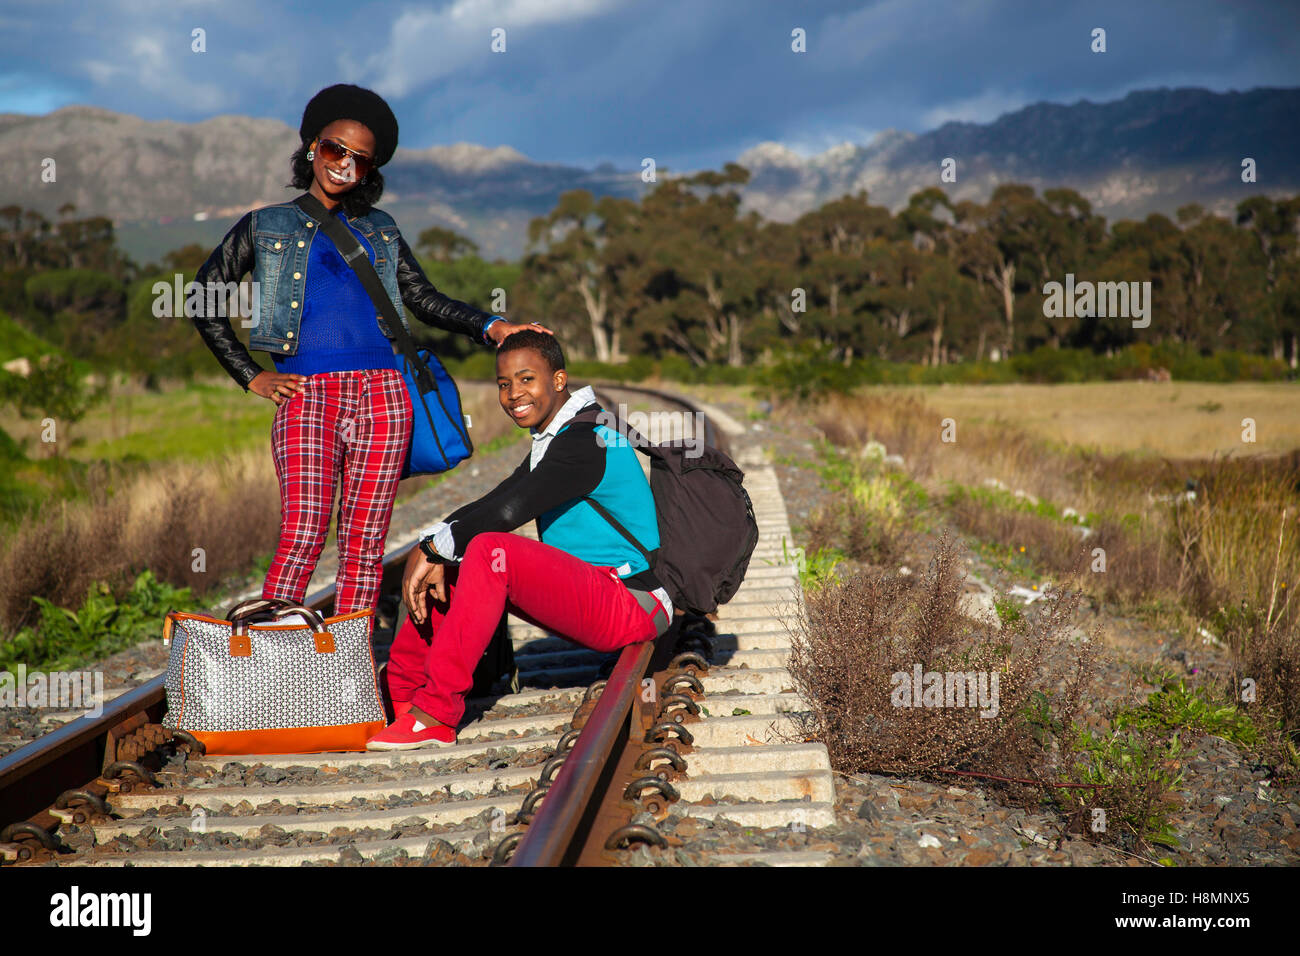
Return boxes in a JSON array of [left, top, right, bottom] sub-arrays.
[[272, 208, 399, 377]]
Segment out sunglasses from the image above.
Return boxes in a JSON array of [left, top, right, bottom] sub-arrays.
[[315, 138, 373, 179]]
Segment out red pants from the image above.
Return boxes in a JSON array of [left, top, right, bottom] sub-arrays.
[[262, 369, 412, 615], [387, 532, 661, 728]]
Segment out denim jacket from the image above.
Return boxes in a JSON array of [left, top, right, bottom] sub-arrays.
[[191, 198, 495, 389]]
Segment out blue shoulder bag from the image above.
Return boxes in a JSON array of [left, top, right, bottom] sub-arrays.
[[295, 194, 472, 477]]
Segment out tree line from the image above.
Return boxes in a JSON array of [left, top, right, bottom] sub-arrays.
[[1, 173, 1297, 386], [514, 167, 1300, 369]]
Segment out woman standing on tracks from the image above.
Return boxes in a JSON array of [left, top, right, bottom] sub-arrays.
[[188, 83, 545, 615]]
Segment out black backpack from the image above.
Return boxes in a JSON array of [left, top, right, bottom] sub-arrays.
[[571, 406, 759, 616]]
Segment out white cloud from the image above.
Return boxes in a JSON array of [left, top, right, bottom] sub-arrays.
[[776, 126, 881, 159], [361, 0, 628, 96], [74, 28, 227, 112], [920, 89, 1031, 128]]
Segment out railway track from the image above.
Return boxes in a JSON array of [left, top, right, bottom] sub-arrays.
[[0, 385, 831, 867]]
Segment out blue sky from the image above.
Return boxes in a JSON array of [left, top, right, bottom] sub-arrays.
[[3, 0, 1298, 170]]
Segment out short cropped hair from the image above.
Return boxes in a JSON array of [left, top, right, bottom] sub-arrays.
[[496, 328, 565, 373]]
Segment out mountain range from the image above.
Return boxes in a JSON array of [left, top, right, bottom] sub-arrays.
[[1, 86, 1295, 265]]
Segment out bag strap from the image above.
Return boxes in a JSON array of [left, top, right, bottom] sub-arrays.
[[567, 405, 659, 567], [570, 404, 659, 458], [581, 494, 658, 569], [293, 193, 436, 394]]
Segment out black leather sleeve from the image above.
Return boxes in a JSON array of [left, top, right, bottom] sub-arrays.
[[396, 234, 493, 342], [190, 212, 265, 390]]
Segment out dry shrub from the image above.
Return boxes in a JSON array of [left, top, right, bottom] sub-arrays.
[[806, 491, 910, 567], [793, 391, 1300, 764], [118, 451, 282, 594], [0, 384, 522, 637], [806, 391, 1079, 505], [1235, 617, 1300, 756], [945, 499, 1184, 608], [788, 532, 1096, 796], [1222, 506, 1300, 763], [799, 392, 1300, 622], [0, 449, 280, 632]]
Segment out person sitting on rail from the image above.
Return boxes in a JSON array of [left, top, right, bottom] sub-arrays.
[[366, 329, 673, 750]]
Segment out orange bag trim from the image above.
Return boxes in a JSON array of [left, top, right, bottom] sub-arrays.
[[166, 607, 374, 629], [187, 721, 387, 755]]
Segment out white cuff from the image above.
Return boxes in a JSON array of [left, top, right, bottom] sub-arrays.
[[418, 521, 457, 561]]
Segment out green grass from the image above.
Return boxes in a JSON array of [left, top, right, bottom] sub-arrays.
[[0, 453, 95, 526], [994, 597, 1023, 624], [0, 379, 274, 465], [0, 570, 197, 673], [776, 440, 930, 515], [1121, 669, 1262, 749], [0, 310, 60, 365], [0, 380, 275, 525], [941, 481, 1096, 529], [964, 538, 1046, 583], [1063, 723, 1186, 853], [780, 537, 845, 590], [73, 382, 273, 462], [1023, 669, 1278, 857]]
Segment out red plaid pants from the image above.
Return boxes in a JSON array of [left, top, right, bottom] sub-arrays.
[[262, 369, 412, 615]]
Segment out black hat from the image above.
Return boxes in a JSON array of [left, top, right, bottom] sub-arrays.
[[300, 84, 399, 167]]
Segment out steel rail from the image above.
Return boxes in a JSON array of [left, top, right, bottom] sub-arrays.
[[507, 640, 654, 866], [509, 383, 722, 866]]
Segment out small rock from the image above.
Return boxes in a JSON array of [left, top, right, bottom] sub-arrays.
[[338, 846, 364, 865], [373, 846, 408, 865], [627, 845, 656, 867], [422, 839, 457, 865], [857, 800, 881, 822], [676, 818, 703, 839]]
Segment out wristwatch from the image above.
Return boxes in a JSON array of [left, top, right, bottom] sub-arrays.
[[419, 538, 446, 563]]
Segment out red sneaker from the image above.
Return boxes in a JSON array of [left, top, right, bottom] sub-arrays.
[[366, 712, 457, 751]]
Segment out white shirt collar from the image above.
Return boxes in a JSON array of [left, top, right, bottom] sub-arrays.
[[531, 385, 597, 442]]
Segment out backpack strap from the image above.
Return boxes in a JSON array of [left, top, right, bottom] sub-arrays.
[[569, 406, 659, 568], [581, 494, 659, 569], [293, 193, 436, 394], [570, 404, 658, 456]]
